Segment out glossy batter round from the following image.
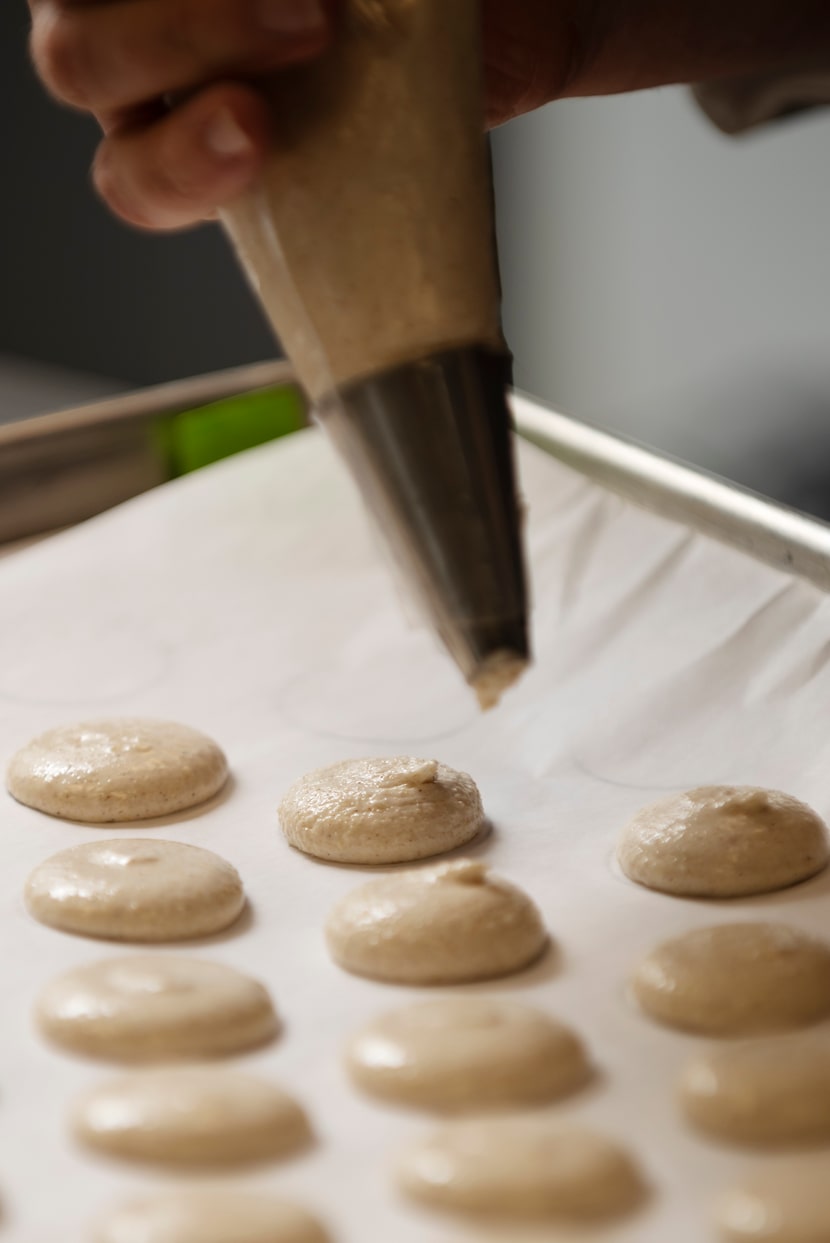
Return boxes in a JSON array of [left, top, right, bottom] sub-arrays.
[[326, 859, 548, 985], [681, 1032, 830, 1146], [93, 1191, 330, 1243], [73, 1067, 311, 1166], [398, 1118, 645, 1221], [347, 997, 591, 1111], [36, 956, 278, 1061], [715, 1160, 830, 1242], [25, 838, 246, 941], [279, 756, 484, 864], [618, 786, 829, 898], [632, 922, 830, 1036], [7, 718, 228, 822]]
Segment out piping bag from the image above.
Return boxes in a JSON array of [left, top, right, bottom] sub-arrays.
[[221, 0, 529, 707]]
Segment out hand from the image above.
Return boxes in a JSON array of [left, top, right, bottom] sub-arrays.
[[29, 0, 830, 232], [29, 0, 338, 230], [483, 0, 830, 125], [28, 0, 599, 232]]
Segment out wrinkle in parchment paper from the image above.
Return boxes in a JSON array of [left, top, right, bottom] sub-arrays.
[[3, 426, 830, 1243]]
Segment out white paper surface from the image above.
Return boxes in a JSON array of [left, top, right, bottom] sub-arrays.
[[2, 418, 830, 1243]]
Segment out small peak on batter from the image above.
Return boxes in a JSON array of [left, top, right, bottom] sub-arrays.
[[433, 859, 488, 886], [376, 758, 438, 788], [93, 844, 162, 868]]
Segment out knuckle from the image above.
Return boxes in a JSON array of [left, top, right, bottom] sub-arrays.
[[30, 8, 88, 106], [92, 150, 131, 219], [93, 147, 154, 230], [161, 0, 254, 67], [134, 157, 203, 227], [94, 112, 213, 229], [149, 167, 193, 210], [157, 0, 215, 65], [153, 0, 194, 65], [146, 140, 202, 207]]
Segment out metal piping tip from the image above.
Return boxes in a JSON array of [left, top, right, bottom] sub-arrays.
[[316, 347, 530, 705]]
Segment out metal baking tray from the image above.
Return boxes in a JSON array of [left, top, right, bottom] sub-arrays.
[[5, 372, 830, 1243], [4, 364, 830, 590], [0, 361, 305, 547]]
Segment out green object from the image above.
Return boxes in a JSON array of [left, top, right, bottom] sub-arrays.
[[155, 385, 306, 477]]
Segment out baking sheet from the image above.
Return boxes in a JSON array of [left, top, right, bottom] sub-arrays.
[[3, 415, 830, 1243]]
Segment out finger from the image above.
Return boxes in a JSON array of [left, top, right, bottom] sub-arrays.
[[93, 82, 272, 231], [480, 0, 575, 126], [31, 0, 332, 113]]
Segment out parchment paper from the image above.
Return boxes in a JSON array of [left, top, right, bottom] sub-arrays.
[[3, 413, 830, 1243]]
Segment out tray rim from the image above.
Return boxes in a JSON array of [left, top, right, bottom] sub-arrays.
[[512, 389, 830, 594], [4, 364, 830, 595], [0, 360, 298, 446]]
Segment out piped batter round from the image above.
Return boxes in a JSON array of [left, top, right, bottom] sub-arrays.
[[398, 1118, 645, 1221], [25, 838, 245, 941], [715, 1160, 830, 1242], [681, 1032, 830, 1147], [93, 1191, 330, 1243], [279, 756, 483, 864], [632, 922, 830, 1036], [347, 997, 591, 1111], [326, 859, 547, 984], [618, 786, 829, 898], [7, 718, 228, 822], [36, 956, 277, 1061], [73, 1067, 311, 1166]]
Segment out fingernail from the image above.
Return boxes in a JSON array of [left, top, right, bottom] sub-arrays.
[[204, 109, 254, 159], [259, 0, 327, 35]]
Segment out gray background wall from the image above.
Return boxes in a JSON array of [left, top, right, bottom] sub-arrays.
[[491, 89, 830, 511], [0, 0, 275, 392]]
